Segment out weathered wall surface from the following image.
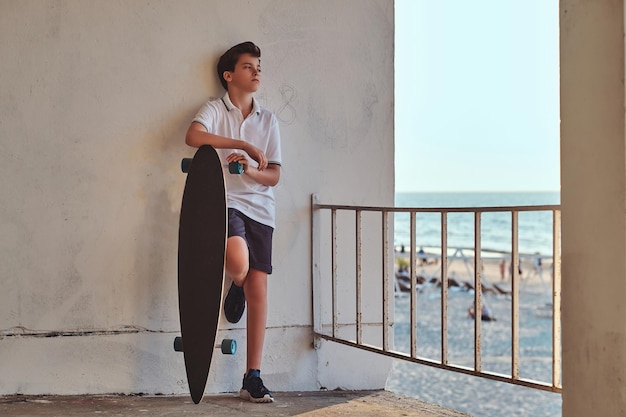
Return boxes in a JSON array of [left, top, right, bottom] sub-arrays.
[[560, 0, 626, 416], [0, 0, 394, 394]]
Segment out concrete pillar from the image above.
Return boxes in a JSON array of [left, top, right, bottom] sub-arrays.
[[560, 0, 626, 416]]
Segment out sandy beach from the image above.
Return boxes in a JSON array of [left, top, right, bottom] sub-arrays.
[[393, 247, 554, 291], [387, 253, 561, 417]]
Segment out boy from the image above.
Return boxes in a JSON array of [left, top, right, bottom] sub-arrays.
[[185, 41, 281, 403]]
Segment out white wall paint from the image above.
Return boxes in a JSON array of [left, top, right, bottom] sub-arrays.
[[0, 0, 394, 395]]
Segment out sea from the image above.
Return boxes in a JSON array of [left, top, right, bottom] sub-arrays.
[[386, 191, 562, 417], [393, 191, 560, 256]]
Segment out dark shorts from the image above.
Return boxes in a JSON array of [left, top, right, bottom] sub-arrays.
[[228, 208, 274, 274]]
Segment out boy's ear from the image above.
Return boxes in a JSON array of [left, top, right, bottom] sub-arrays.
[[223, 71, 232, 84]]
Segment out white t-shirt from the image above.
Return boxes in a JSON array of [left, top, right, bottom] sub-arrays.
[[192, 93, 282, 228]]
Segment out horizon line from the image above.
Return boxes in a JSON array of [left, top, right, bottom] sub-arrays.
[[395, 190, 561, 194]]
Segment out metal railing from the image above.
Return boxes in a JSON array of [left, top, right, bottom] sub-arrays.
[[311, 194, 562, 393]]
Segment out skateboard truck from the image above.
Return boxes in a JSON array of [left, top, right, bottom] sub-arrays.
[[173, 336, 237, 355], [181, 158, 243, 175]]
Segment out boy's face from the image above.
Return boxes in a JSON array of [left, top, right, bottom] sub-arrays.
[[224, 53, 261, 93]]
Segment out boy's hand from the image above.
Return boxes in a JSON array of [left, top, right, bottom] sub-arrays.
[[242, 143, 268, 171], [226, 153, 250, 173]]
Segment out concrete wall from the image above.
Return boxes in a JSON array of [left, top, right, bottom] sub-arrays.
[[560, 0, 626, 416], [0, 0, 394, 395]]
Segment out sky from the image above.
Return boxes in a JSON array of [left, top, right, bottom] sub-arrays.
[[395, 0, 560, 193]]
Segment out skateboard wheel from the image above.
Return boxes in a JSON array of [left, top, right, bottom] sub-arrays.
[[228, 161, 243, 175], [173, 336, 183, 352], [220, 338, 237, 355], [181, 158, 193, 173]]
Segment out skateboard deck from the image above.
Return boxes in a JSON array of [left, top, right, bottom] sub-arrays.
[[176, 145, 232, 404]]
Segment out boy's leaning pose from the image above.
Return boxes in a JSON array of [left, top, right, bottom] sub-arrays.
[[185, 41, 281, 403]]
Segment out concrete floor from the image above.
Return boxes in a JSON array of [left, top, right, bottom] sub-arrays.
[[0, 390, 472, 417]]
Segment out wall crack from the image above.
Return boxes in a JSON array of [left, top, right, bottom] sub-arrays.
[[0, 325, 177, 339]]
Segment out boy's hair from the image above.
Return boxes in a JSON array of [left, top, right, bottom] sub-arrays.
[[217, 41, 261, 90]]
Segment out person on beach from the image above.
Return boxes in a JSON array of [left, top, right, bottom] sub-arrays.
[[185, 41, 281, 403]]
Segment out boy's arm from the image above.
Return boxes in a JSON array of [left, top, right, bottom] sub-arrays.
[[185, 122, 268, 170], [245, 164, 281, 187], [226, 152, 280, 186]]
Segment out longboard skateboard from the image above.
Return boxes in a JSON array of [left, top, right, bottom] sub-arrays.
[[175, 145, 240, 404]]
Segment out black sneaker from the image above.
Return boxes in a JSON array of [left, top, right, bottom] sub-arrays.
[[224, 282, 245, 323], [239, 370, 274, 403]]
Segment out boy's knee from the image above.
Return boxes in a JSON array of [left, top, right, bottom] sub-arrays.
[[226, 236, 249, 285], [226, 259, 248, 286]]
